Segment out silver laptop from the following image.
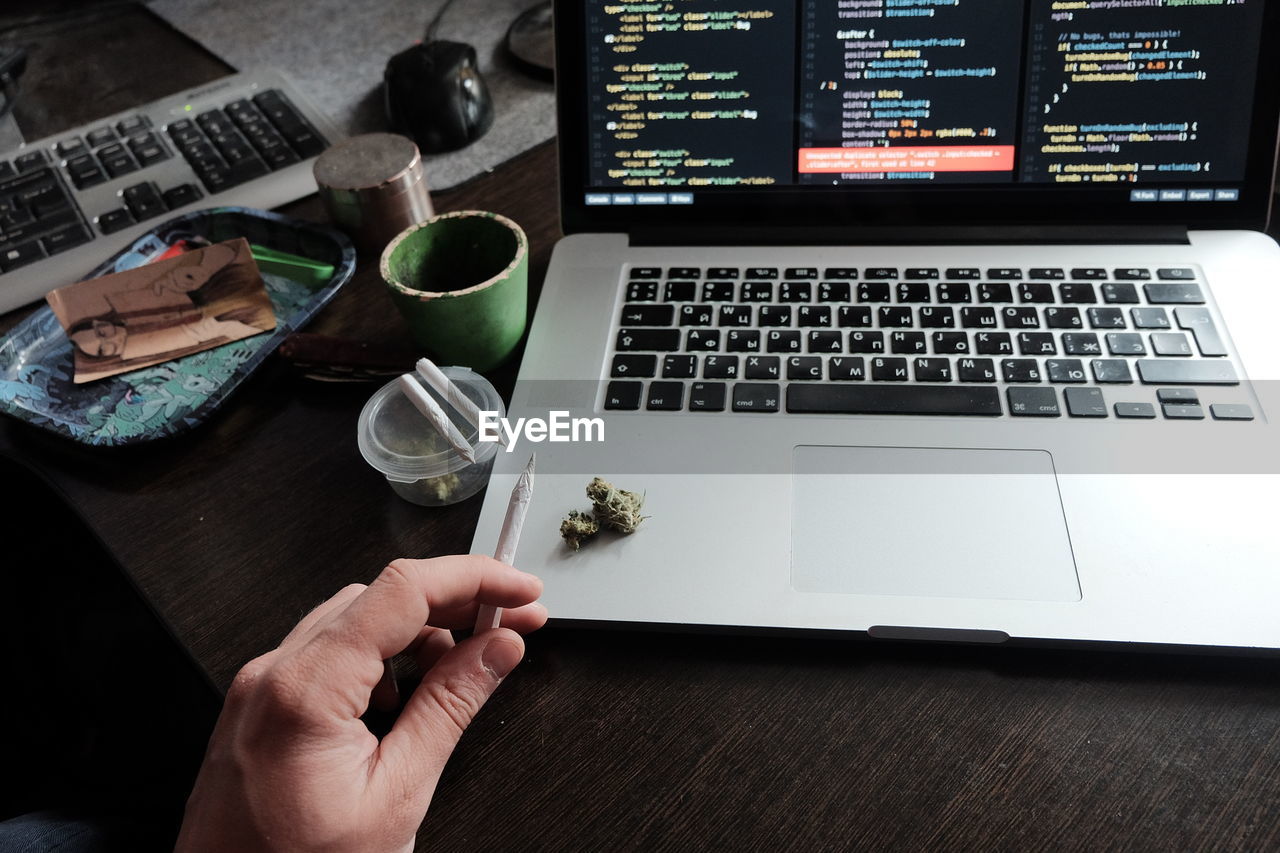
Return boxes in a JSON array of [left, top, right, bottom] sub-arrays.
[[473, 0, 1280, 651]]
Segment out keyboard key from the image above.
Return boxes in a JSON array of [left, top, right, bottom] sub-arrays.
[[162, 183, 204, 209], [1162, 403, 1204, 420], [0, 240, 44, 272], [1174, 307, 1228, 356], [1156, 267, 1195, 280], [1029, 267, 1066, 280], [1064, 387, 1107, 417], [766, 330, 801, 353], [824, 267, 857, 279], [1059, 283, 1097, 304], [96, 208, 135, 234], [688, 382, 727, 412], [785, 267, 818, 279], [918, 307, 954, 328], [1018, 283, 1054, 303], [958, 357, 997, 382], [797, 305, 832, 327], [703, 281, 734, 301], [631, 267, 662, 279], [878, 306, 913, 327], [960, 307, 997, 328], [1102, 282, 1140, 304], [871, 357, 910, 381], [1105, 333, 1145, 355], [662, 354, 697, 378], [937, 282, 972, 303], [932, 332, 968, 354], [1091, 359, 1133, 383], [707, 267, 739, 278], [664, 281, 695, 301], [1131, 307, 1170, 329], [1046, 359, 1087, 383], [1062, 333, 1102, 355], [611, 354, 657, 377], [123, 181, 168, 221], [1150, 333, 1192, 357], [725, 329, 761, 352], [741, 281, 773, 302], [744, 356, 780, 379], [1144, 282, 1204, 304], [1044, 307, 1083, 329], [808, 331, 843, 353], [617, 329, 680, 351], [779, 282, 812, 302], [703, 355, 739, 379], [1113, 268, 1151, 280], [733, 383, 780, 412], [865, 267, 898, 279], [1210, 404, 1253, 421], [627, 281, 658, 301], [978, 283, 1013, 303], [41, 223, 92, 255], [1007, 387, 1060, 417], [1071, 268, 1108, 280], [55, 137, 87, 158], [679, 304, 714, 326], [757, 306, 788, 325], [857, 282, 892, 303], [116, 114, 151, 136], [604, 381, 642, 410], [913, 358, 952, 382], [718, 305, 753, 327], [787, 356, 823, 380], [685, 329, 720, 351], [1115, 402, 1156, 419], [889, 332, 927, 355], [1001, 359, 1041, 383], [837, 306, 873, 327], [818, 282, 851, 302], [100, 149, 139, 178], [646, 382, 684, 411], [896, 282, 930, 303], [946, 268, 980, 279], [1135, 360, 1237, 385], [847, 331, 885, 353], [1018, 332, 1056, 356], [1156, 388, 1199, 404], [905, 267, 939, 279], [745, 267, 777, 279], [15, 151, 47, 172], [1001, 307, 1040, 329], [987, 268, 1022, 280], [974, 332, 1013, 355], [787, 384, 1002, 416], [828, 356, 865, 380], [86, 126, 116, 148]]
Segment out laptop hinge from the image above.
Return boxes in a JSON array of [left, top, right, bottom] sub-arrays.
[[630, 224, 1190, 247]]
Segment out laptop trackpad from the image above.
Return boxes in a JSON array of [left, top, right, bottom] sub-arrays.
[[791, 446, 1080, 601]]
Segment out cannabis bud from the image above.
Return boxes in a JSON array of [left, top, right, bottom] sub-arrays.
[[559, 509, 600, 551], [586, 476, 646, 534]]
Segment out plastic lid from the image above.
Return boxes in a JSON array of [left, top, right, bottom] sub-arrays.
[[357, 367, 504, 483]]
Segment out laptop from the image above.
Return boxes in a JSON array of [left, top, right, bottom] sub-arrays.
[[473, 0, 1280, 651]]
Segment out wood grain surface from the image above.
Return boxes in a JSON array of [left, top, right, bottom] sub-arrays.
[[3, 6, 1280, 851]]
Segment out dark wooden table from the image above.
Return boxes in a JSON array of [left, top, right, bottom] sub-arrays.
[[4, 6, 1280, 851]]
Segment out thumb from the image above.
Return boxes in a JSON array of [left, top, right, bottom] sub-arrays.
[[378, 629, 525, 789]]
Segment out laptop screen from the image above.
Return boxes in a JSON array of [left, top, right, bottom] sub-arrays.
[[556, 0, 1279, 235]]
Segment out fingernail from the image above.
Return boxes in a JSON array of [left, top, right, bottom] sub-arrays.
[[481, 636, 523, 681]]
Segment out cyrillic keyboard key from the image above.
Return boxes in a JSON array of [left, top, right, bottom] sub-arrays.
[[1150, 333, 1192, 357], [828, 357, 865, 380], [1131, 307, 1170, 329], [957, 357, 997, 382], [1091, 359, 1133, 383], [1046, 359, 1087, 383], [787, 356, 823, 380], [1136, 360, 1237, 385], [787, 384, 1002, 416], [703, 355, 739, 379], [744, 355, 780, 379]]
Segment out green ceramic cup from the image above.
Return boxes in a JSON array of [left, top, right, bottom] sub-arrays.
[[380, 210, 528, 372]]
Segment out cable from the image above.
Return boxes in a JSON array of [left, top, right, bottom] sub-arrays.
[[424, 0, 460, 42]]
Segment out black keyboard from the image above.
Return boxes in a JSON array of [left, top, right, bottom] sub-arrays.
[[604, 265, 1253, 422], [0, 69, 337, 313]]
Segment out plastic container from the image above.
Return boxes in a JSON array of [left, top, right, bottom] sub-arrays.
[[357, 366, 504, 506]]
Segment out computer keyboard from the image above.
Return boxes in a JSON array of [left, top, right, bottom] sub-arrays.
[[604, 265, 1254, 421], [0, 68, 338, 314]]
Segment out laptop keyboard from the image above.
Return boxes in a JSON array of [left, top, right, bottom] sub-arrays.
[[603, 265, 1254, 421]]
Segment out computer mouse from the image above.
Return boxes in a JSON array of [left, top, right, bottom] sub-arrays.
[[384, 40, 495, 154]]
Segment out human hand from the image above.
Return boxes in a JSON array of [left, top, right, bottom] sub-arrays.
[[175, 555, 546, 853]]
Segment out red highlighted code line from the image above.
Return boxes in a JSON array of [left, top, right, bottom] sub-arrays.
[[798, 145, 1016, 174]]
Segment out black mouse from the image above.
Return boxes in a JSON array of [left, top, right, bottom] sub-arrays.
[[384, 40, 495, 154]]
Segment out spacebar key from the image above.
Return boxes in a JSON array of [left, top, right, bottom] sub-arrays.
[[787, 384, 1003, 415]]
